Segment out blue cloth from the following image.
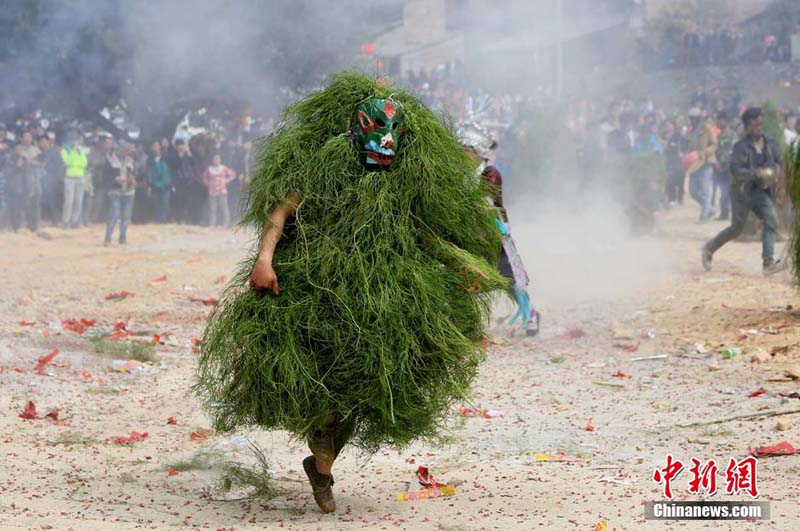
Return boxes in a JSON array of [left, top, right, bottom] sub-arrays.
[[105, 193, 134, 243], [689, 164, 714, 219]]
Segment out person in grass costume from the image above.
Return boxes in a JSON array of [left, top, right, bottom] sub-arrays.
[[195, 73, 507, 513]]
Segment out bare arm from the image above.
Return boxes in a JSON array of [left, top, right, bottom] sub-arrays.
[[249, 193, 301, 295]]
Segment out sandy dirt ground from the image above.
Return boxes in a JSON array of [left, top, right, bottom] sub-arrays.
[[2, 204, 800, 531]]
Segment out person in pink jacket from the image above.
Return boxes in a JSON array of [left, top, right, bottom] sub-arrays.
[[202, 153, 237, 227]]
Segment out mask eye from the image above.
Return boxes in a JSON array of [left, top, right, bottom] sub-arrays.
[[375, 118, 386, 128], [392, 122, 399, 130]]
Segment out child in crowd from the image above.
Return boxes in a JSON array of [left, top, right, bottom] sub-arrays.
[[202, 153, 237, 228]]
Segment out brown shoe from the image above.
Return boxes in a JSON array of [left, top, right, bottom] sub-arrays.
[[302, 455, 335, 513]]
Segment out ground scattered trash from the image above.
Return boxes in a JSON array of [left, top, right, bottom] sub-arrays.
[[593, 381, 625, 389], [611, 371, 632, 378], [190, 427, 215, 442], [584, 418, 596, 431], [18, 401, 37, 420], [34, 348, 59, 374], [749, 441, 797, 458], [630, 354, 667, 362], [534, 453, 589, 463], [188, 295, 219, 306], [416, 465, 446, 488], [111, 359, 147, 373], [459, 407, 504, 418], [149, 275, 168, 287], [722, 347, 741, 359], [395, 485, 455, 501], [105, 290, 135, 301], [112, 431, 149, 445], [747, 387, 768, 398]]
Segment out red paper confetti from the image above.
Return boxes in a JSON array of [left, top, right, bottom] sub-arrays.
[[560, 329, 585, 341], [167, 417, 177, 425], [105, 290, 135, 301], [624, 343, 640, 353], [611, 370, 632, 378], [191, 337, 201, 354], [149, 275, 168, 287], [34, 348, 59, 374], [18, 320, 36, 326], [81, 370, 92, 380], [189, 428, 214, 442], [45, 409, 60, 421], [584, 418, 595, 432], [188, 295, 218, 306], [747, 387, 768, 398], [749, 441, 797, 458], [19, 401, 37, 420], [109, 321, 132, 339], [113, 431, 149, 445], [61, 318, 86, 334], [152, 334, 161, 345], [166, 466, 179, 477]]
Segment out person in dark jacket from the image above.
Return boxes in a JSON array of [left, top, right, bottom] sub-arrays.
[[38, 135, 65, 225], [169, 139, 203, 224], [703, 107, 783, 275], [146, 140, 173, 223]]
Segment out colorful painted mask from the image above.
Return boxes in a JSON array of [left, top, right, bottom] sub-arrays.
[[351, 97, 405, 168]]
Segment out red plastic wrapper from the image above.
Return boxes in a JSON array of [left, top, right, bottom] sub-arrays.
[[417, 466, 446, 488], [749, 441, 797, 458], [166, 466, 179, 477], [611, 371, 632, 379], [113, 431, 150, 445], [19, 401, 37, 420], [19, 320, 36, 326], [747, 387, 768, 398], [34, 348, 59, 374], [584, 418, 595, 432], [167, 417, 177, 425], [188, 295, 219, 306], [45, 409, 60, 421]]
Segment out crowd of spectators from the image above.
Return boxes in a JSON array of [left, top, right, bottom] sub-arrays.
[[0, 110, 271, 244], [648, 24, 794, 71], [2, 66, 799, 245]]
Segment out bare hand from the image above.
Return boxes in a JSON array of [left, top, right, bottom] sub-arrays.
[[249, 258, 280, 295]]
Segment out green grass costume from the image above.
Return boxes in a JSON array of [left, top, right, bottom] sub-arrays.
[[195, 73, 506, 457]]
